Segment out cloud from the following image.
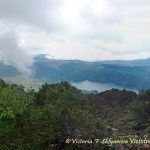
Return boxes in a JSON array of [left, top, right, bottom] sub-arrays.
[[0, 26, 34, 76], [0, 0, 149, 63], [0, 0, 63, 32]]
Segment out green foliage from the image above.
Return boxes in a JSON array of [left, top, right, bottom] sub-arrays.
[[0, 78, 150, 149], [0, 78, 7, 88]]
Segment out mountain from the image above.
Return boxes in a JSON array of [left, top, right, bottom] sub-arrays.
[[1, 55, 150, 89], [33, 55, 150, 89], [0, 63, 19, 77]]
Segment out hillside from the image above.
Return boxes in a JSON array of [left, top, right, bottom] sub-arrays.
[[1, 55, 150, 89], [0, 78, 150, 149], [33, 55, 150, 89]]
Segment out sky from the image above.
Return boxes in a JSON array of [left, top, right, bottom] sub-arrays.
[[0, 0, 150, 74]]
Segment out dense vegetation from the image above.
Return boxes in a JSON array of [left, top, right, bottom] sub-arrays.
[[0, 78, 150, 149]]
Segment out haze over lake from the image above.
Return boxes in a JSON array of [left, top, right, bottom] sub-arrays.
[[71, 80, 138, 93]]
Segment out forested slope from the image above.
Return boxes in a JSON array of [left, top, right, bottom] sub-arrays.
[[0, 78, 150, 149], [1, 56, 150, 89]]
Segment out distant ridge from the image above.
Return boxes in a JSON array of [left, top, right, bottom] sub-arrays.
[[1, 55, 150, 89]]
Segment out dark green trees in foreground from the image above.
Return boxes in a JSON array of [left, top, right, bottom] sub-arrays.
[[0, 78, 150, 149]]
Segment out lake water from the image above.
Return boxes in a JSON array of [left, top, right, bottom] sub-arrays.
[[71, 80, 138, 93]]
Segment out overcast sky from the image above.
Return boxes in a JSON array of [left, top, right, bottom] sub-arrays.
[[0, 0, 150, 73]]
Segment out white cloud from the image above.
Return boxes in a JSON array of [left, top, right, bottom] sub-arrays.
[[0, 0, 149, 64], [0, 24, 34, 76]]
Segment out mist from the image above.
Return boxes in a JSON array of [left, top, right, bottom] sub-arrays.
[[0, 29, 34, 77]]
